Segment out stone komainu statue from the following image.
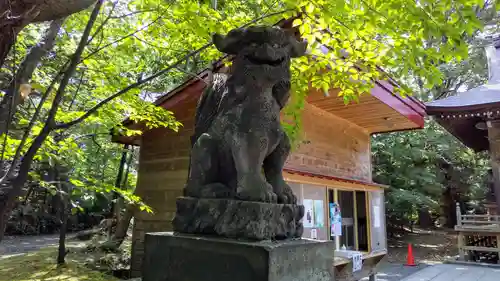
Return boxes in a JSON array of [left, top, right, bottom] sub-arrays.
[[173, 26, 307, 240], [185, 26, 307, 204]]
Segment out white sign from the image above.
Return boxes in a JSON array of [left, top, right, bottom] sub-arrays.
[[310, 228, 318, 239], [352, 253, 363, 272], [373, 206, 381, 228]]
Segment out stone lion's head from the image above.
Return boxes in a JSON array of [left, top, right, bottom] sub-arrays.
[[213, 26, 307, 83]]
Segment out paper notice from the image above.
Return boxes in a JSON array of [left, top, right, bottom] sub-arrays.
[[311, 228, 318, 239], [373, 206, 381, 228], [352, 253, 363, 272]]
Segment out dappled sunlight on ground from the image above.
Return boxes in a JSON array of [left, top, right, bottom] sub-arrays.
[[387, 228, 458, 263], [359, 263, 427, 281], [0, 248, 118, 281], [0, 234, 78, 256], [415, 243, 445, 248]]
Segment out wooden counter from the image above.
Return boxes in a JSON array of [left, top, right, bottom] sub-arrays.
[[334, 250, 387, 281]]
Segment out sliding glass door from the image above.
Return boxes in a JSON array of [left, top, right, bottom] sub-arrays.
[[328, 189, 370, 252]]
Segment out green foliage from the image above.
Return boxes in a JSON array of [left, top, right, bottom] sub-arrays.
[[373, 121, 490, 220], [0, 0, 497, 222], [373, 122, 491, 227], [368, 0, 500, 228], [371, 4, 498, 226], [280, 0, 495, 140]]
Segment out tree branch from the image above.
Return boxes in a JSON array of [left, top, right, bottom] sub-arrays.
[[0, 17, 65, 136], [45, 0, 104, 129], [0, 0, 104, 186], [87, 0, 117, 45], [55, 45, 212, 130], [67, 71, 85, 111], [132, 34, 171, 50], [55, 8, 292, 130], [33, 0, 97, 22], [110, 9, 157, 19], [240, 9, 292, 28], [0, 80, 52, 183], [80, 14, 164, 62], [174, 66, 209, 85]]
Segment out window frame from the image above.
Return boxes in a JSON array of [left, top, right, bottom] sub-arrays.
[[328, 187, 372, 253]]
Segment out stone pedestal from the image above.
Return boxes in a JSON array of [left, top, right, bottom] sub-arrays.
[[142, 232, 335, 281], [172, 197, 304, 240]]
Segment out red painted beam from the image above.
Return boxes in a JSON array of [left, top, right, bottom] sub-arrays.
[[371, 81, 426, 129], [283, 167, 388, 188]]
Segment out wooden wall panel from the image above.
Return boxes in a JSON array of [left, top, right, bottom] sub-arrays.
[[285, 102, 372, 182], [130, 97, 197, 277]]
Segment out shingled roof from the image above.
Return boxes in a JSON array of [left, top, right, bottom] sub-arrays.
[[425, 38, 500, 151]]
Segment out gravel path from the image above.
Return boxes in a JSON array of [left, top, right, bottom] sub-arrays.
[[0, 234, 76, 257]]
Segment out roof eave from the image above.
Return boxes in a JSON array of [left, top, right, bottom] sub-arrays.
[[426, 101, 500, 115], [432, 116, 489, 152]]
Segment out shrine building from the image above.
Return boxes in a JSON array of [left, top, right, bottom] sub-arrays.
[[426, 38, 500, 264], [426, 39, 500, 215], [113, 21, 426, 280]]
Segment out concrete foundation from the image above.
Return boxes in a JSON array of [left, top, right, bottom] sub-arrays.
[[142, 232, 335, 281]]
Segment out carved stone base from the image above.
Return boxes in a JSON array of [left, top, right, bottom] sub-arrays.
[[142, 232, 335, 281], [172, 197, 304, 240]]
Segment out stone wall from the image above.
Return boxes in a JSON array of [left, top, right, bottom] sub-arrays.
[[130, 99, 372, 276]]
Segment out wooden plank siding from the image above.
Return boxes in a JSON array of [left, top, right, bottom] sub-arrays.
[[285, 102, 373, 182], [130, 96, 198, 276], [307, 87, 423, 134]]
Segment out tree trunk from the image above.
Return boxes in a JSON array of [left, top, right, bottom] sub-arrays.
[[56, 167, 69, 265], [0, 0, 103, 243], [0, 1, 37, 68], [0, 0, 95, 68], [57, 212, 68, 264], [418, 207, 433, 228], [0, 23, 22, 69], [108, 144, 128, 237], [442, 186, 460, 228], [0, 202, 10, 241], [100, 204, 134, 251], [0, 18, 64, 136], [0, 128, 48, 242]]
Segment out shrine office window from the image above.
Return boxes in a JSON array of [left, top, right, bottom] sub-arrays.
[[328, 189, 369, 252]]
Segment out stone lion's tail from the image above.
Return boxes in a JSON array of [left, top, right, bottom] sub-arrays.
[[191, 72, 228, 147]]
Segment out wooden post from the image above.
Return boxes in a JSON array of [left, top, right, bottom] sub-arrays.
[[334, 189, 340, 251], [456, 202, 462, 226], [497, 235, 500, 264], [456, 202, 465, 261], [326, 188, 331, 239], [366, 191, 372, 252], [458, 232, 465, 261], [487, 120, 500, 214], [354, 191, 359, 251]]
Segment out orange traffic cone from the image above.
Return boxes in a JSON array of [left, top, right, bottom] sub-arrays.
[[405, 243, 417, 266]]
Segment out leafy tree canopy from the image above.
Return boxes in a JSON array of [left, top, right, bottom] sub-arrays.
[[0, 0, 497, 232]]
